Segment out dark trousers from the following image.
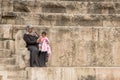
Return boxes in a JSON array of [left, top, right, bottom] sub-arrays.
[[39, 51, 48, 67], [28, 46, 40, 67]]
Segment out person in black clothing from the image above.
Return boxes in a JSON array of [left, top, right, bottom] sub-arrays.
[[23, 25, 40, 67]]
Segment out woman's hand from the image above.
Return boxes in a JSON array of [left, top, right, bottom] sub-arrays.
[[36, 39, 40, 43]]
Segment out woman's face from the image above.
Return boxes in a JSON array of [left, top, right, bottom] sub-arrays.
[[28, 28, 33, 33], [42, 34, 46, 37]]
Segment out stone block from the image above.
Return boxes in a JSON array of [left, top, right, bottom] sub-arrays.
[[0, 58, 15, 65], [13, 0, 39, 12], [0, 25, 13, 39], [98, 28, 112, 41], [92, 28, 120, 42], [103, 20, 120, 27], [15, 49, 30, 68], [15, 30, 26, 50], [111, 28, 120, 42], [1, 12, 17, 24], [96, 68, 120, 80], [0, 41, 3, 49], [0, 1, 1, 13], [15, 13, 39, 25], [8, 40, 15, 53], [7, 70, 27, 78], [1, 0, 13, 12], [88, 2, 120, 14], [95, 41, 113, 66], [0, 40, 14, 54], [0, 49, 12, 58], [112, 42, 120, 66], [5, 65, 19, 71], [0, 65, 6, 71], [41, 1, 66, 13]]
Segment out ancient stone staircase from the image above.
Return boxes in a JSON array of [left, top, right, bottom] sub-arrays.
[[1, 0, 120, 80]]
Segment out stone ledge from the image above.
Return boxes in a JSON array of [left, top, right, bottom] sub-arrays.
[[2, 12, 120, 26], [26, 67, 120, 80], [12, 0, 120, 2], [12, 25, 120, 28], [0, 49, 12, 58], [12, 1, 120, 14], [7, 70, 28, 79], [0, 25, 13, 39], [0, 58, 15, 65]]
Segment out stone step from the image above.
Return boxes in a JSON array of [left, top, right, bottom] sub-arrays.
[[12, 0, 120, 2], [5, 65, 20, 71], [12, 25, 120, 29], [7, 70, 28, 79], [26, 67, 120, 80], [7, 78, 28, 80], [0, 58, 16, 65], [0, 40, 15, 53], [2, 0, 120, 14], [0, 25, 13, 39], [0, 49, 13, 58], [0, 65, 6, 71], [13, 1, 120, 14], [0, 65, 19, 71], [2, 12, 120, 26]]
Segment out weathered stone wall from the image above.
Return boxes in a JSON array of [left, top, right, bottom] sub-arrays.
[[1, 0, 120, 80]]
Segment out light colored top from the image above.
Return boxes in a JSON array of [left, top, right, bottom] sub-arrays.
[[39, 36, 51, 54]]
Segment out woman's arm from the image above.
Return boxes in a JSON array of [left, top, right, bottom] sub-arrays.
[[23, 34, 37, 45]]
